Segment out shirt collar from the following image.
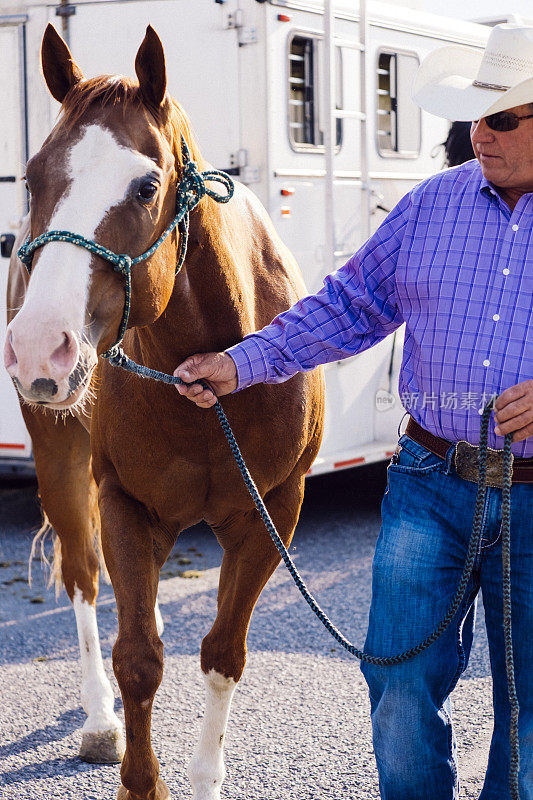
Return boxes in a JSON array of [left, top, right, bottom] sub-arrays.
[[477, 166, 533, 208], [478, 171, 499, 200]]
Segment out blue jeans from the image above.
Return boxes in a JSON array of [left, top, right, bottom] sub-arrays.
[[360, 433, 533, 800]]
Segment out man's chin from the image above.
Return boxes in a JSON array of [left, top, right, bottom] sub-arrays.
[[478, 155, 505, 180]]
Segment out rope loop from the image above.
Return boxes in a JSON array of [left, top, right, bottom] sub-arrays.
[[203, 171, 234, 204]]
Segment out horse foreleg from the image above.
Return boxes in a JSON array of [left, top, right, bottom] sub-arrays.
[[154, 596, 164, 637], [22, 407, 124, 763], [187, 670, 236, 800], [188, 475, 305, 800], [72, 585, 125, 763], [99, 478, 173, 800]]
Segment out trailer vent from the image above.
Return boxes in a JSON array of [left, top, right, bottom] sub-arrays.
[[377, 51, 421, 158], [288, 34, 342, 151]]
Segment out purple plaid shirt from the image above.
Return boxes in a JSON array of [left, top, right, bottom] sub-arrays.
[[226, 160, 533, 457]]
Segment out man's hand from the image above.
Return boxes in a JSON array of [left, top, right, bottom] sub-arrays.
[[173, 352, 238, 408], [494, 379, 533, 443]]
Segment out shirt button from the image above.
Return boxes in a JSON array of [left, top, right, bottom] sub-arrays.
[[493, 313, 500, 321], [503, 268, 510, 275], [512, 224, 519, 231], [483, 359, 490, 367]]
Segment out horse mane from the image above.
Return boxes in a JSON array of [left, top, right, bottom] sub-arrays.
[[58, 75, 205, 170]]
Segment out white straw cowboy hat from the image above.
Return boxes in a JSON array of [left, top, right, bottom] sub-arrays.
[[412, 23, 533, 121]]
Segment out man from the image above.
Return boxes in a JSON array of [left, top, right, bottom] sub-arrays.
[[174, 24, 533, 800]]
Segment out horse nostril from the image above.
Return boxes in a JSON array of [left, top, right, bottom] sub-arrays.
[[31, 377, 58, 398], [3, 331, 18, 375], [50, 331, 79, 376]]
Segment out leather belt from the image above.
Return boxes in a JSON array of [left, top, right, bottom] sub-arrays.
[[405, 417, 533, 486]]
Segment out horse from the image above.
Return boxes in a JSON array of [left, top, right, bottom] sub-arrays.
[[5, 23, 324, 800]]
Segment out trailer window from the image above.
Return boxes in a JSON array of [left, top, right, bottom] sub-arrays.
[[377, 51, 420, 157], [288, 34, 342, 151]]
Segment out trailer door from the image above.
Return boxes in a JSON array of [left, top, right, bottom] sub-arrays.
[[0, 19, 32, 461]]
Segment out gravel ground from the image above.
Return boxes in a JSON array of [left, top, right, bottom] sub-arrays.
[[0, 465, 494, 800]]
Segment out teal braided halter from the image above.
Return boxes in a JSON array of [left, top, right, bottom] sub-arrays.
[[17, 137, 234, 360]]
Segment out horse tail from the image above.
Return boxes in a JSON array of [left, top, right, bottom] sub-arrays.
[[28, 511, 110, 599], [28, 512, 63, 599]]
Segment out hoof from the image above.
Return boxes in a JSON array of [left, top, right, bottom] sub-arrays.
[[80, 727, 125, 764], [117, 778, 171, 799]]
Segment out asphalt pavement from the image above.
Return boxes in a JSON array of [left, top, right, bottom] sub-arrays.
[[0, 464, 494, 800]]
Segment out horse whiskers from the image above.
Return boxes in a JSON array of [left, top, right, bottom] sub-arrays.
[[65, 380, 97, 419], [17, 364, 96, 419]]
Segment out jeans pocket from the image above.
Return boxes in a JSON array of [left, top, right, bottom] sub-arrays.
[[388, 434, 444, 475]]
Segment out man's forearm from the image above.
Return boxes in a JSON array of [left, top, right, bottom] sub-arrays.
[[225, 256, 403, 392]]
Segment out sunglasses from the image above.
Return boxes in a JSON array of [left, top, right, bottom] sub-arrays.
[[477, 111, 533, 132]]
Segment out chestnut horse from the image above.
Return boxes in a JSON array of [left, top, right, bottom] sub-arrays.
[[5, 23, 324, 800]]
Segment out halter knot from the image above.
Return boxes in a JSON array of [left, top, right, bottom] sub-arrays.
[[179, 160, 207, 210], [114, 254, 132, 276], [18, 240, 33, 268]]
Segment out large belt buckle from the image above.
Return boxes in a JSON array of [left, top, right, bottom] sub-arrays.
[[454, 440, 514, 489]]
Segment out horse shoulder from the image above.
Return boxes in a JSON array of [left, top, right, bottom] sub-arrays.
[[227, 182, 308, 322]]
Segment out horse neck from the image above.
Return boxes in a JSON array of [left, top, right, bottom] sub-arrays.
[[135, 199, 253, 369]]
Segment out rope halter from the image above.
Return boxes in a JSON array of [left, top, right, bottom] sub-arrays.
[[17, 136, 234, 360]]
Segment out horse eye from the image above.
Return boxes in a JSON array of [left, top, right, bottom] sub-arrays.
[[137, 181, 158, 202]]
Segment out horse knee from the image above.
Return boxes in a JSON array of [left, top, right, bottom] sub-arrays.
[[201, 631, 245, 682], [113, 635, 163, 704]]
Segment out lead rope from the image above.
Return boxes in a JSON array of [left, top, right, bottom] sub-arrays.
[[17, 142, 518, 794], [107, 354, 519, 797], [502, 431, 520, 799]]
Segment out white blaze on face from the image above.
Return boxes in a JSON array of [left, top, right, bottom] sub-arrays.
[[187, 669, 237, 800], [72, 584, 122, 736], [18, 123, 160, 338]]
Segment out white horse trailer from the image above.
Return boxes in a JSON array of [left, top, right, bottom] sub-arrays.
[[0, 0, 489, 476]]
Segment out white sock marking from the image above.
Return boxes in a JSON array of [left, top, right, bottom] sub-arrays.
[[73, 585, 122, 735], [154, 597, 164, 637], [188, 669, 237, 800]]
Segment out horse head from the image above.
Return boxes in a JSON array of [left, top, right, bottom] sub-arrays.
[[4, 24, 202, 411]]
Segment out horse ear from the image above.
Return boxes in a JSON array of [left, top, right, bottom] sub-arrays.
[[135, 26, 167, 109], [41, 23, 84, 103]]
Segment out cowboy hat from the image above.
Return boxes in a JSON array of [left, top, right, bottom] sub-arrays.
[[412, 24, 533, 121]]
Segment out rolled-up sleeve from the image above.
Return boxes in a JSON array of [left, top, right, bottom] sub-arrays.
[[226, 193, 410, 391]]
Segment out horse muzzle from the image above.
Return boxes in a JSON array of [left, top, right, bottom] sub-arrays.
[[4, 326, 96, 407]]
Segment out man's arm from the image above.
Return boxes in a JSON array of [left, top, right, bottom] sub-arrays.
[[175, 193, 411, 407]]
